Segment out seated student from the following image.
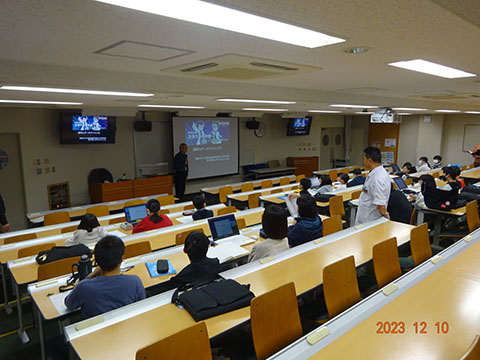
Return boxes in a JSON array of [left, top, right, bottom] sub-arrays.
[[192, 195, 214, 221], [417, 156, 431, 172], [287, 196, 323, 248], [249, 205, 289, 262], [419, 174, 460, 210], [441, 166, 464, 190], [287, 177, 313, 201], [347, 168, 365, 187], [132, 199, 172, 234], [64, 235, 145, 319], [65, 213, 107, 246], [336, 172, 350, 189], [317, 175, 334, 194], [387, 184, 413, 224], [432, 155, 443, 169]]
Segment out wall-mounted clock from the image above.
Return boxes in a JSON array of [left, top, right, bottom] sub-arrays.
[[254, 122, 266, 137]]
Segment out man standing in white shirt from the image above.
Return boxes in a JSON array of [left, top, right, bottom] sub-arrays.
[[355, 147, 391, 225]]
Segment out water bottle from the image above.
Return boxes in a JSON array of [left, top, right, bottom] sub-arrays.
[[72, 254, 92, 281]]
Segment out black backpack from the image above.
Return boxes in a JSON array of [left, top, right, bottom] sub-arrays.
[[35, 244, 92, 264]]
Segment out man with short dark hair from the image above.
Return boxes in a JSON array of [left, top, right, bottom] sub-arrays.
[[287, 195, 323, 247], [64, 235, 145, 318], [173, 143, 188, 200], [355, 147, 391, 225], [192, 195, 214, 221]]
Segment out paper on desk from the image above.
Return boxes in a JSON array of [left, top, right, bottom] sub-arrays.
[[175, 216, 194, 224], [285, 195, 299, 217], [207, 242, 249, 263], [108, 230, 128, 238], [50, 291, 74, 316]]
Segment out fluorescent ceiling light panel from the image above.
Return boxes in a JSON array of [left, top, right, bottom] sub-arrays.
[[330, 104, 378, 109], [138, 104, 204, 109], [95, 0, 345, 48], [242, 108, 287, 112], [434, 109, 461, 113], [0, 85, 153, 97], [0, 100, 83, 105], [388, 59, 476, 79], [392, 107, 427, 111], [465, 111, 480, 114], [217, 98, 295, 104], [307, 110, 341, 113], [355, 111, 374, 114]]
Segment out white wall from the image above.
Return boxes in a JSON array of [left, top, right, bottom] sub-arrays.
[[442, 114, 480, 165], [397, 116, 420, 166]]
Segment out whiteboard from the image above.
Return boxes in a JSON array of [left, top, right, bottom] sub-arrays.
[[463, 124, 480, 151]]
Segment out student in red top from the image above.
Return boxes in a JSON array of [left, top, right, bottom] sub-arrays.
[[132, 199, 172, 234]]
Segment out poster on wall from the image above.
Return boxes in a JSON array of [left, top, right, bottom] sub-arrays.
[[381, 151, 395, 164], [385, 138, 396, 147]]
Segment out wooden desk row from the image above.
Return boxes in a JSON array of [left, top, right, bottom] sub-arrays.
[[200, 174, 296, 195], [249, 166, 297, 180], [313, 165, 362, 176], [227, 183, 299, 204], [63, 219, 413, 360]]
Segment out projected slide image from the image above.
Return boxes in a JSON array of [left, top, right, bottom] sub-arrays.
[[185, 120, 230, 146], [72, 115, 108, 131]]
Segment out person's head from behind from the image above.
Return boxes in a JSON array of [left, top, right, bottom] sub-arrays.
[[433, 155, 442, 164], [352, 168, 362, 176], [320, 175, 332, 186], [193, 195, 207, 210], [183, 231, 209, 262], [78, 213, 100, 233], [262, 205, 288, 240], [337, 173, 349, 185], [297, 195, 318, 219], [419, 156, 429, 166], [179, 143, 188, 154], [146, 199, 162, 223], [94, 235, 125, 273], [419, 174, 436, 193], [300, 178, 311, 191], [363, 147, 382, 169]]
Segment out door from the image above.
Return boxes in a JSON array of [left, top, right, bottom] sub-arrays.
[[320, 127, 345, 169], [0, 134, 27, 231]]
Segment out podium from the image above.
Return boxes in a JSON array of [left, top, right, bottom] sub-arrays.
[[89, 175, 172, 203], [286, 157, 319, 177]]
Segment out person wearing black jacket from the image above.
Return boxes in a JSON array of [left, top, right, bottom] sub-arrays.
[[173, 143, 189, 200], [0, 193, 10, 232], [387, 185, 413, 224]]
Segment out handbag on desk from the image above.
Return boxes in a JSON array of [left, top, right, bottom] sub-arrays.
[[35, 244, 92, 265], [172, 275, 255, 321]]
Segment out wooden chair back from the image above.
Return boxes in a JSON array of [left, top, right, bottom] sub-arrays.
[[329, 195, 345, 217], [328, 169, 338, 183], [409, 208, 417, 225], [18, 243, 56, 258], [86, 205, 109, 218], [351, 190, 361, 200], [248, 193, 260, 209], [61, 225, 78, 234], [279, 177, 290, 186], [322, 215, 343, 236], [372, 237, 402, 288], [175, 228, 205, 246], [432, 171, 440, 179], [323, 256, 361, 319], [184, 204, 195, 210], [158, 209, 170, 215], [241, 182, 254, 192], [270, 188, 283, 194], [124, 241, 152, 259], [217, 206, 236, 216], [410, 223, 432, 267], [404, 178, 413, 186], [219, 186, 233, 204], [461, 335, 480, 360], [157, 195, 175, 206], [466, 200, 480, 233], [135, 322, 212, 360], [468, 164, 475, 169], [37, 256, 81, 282], [295, 174, 305, 182], [124, 199, 144, 208], [44, 211, 70, 226], [261, 180, 273, 189], [462, 165, 467, 171], [237, 218, 246, 230], [250, 282, 303, 360], [4, 233, 37, 245], [109, 216, 125, 225]]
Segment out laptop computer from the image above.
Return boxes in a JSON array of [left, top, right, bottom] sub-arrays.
[[124, 204, 147, 225], [391, 163, 401, 173], [309, 177, 321, 189], [393, 177, 418, 195], [207, 214, 254, 246]]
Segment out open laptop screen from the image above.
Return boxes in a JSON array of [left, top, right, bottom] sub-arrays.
[[393, 177, 407, 190], [124, 204, 147, 223], [208, 214, 239, 241], [391, 163, 401, 173]]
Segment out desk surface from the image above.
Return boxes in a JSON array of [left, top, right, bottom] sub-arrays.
[[67, 220, 412, 360], [228, 183, 299, 202], [250, 166, 297, 174], [201, 175, 296, 195], [313, 165, 362, 176], [461, 167, 480, 180]]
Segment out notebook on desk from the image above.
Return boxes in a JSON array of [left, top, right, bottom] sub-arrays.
[[124, 204, 147, 225], [207, 214, 254, 246]]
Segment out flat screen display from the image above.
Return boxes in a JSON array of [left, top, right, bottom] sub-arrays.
[[208, 214, 239, 240], [287, 117, 312, 136], [59, 113, 116, 144]]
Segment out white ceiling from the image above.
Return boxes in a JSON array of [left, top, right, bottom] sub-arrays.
[[1, 0, 480, 115]]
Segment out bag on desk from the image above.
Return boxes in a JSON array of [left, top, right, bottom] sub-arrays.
[[172, 276, 255, 321], [35, 244, 92, 265], [313, 192, 335, 203]]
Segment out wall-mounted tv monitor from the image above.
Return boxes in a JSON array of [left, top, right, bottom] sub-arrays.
[[287, 117, 312, 136], [59, 113, 116, 144]]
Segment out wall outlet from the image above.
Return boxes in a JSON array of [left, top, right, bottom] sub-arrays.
[[45, 167, 50, 174]]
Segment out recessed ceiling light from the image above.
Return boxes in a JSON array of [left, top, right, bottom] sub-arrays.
[[397, 113, 412, 116], [465, 111, 480, 114], [307, 110, 341, 113], [388, 59, 476, 79], [355, 111, 374, 114], [0, 100, 83, 105], [330, 104, 378, 109], [434, 109, 461, 113], [138, 104, 204, 109], [0, 85, 154, 97], [392, 107, 427, 111], [242, 108, 287, 112], [95, 0, 345, 48], [217, 98, 295, 104], [344, 47, 369, 54]]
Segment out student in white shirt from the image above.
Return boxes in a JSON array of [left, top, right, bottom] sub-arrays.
[[355, 147, 391, 225], [417, 156, 431, 172], [65, 213, 108, 246]]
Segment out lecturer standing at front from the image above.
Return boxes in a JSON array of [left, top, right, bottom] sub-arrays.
[[355, 147, 391, 225], [173, 143, 188, 200]]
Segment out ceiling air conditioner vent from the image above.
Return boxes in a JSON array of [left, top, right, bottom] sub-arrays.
[[249, 62, 298, 71], [181, 62, 218, 72]]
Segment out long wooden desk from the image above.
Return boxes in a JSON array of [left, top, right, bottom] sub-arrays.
[[313, 165, 362, 176], [64, 219, 412, 360], [201, 174, 296, 195], [408, 168, 442, 179], [227, 183, 299, 205], [460, 167, 480, 182], [249, 166, 297, 180]]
